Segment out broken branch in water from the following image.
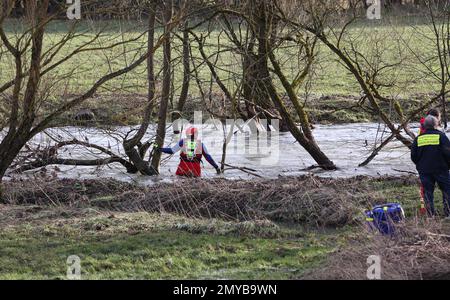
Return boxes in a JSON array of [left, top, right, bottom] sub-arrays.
[[359, 133, 396, 167], [15, 157, 134, 173], [222, 163, 262, 178], [299, 165, 322, 171], [13, 139, 138, 174], [392, 169, 417, 175], [222, 163, 258, 172], [299, 164, 339, 171]]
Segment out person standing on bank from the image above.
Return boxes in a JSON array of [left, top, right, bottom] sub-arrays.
[[417, 108, 443, 214], [411, 115, 450, 218]]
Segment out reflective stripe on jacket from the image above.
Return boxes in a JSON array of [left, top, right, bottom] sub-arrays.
[[411, 129, 450, 174]]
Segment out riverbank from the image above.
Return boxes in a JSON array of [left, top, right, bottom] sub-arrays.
[[1, 175, 449, 279], [52, 93, 436, 127]]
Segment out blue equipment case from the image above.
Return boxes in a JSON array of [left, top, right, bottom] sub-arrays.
[[365, 203, 405, 235]]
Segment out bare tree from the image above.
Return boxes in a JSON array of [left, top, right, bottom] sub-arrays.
[[176, 19, 191, 113], [190, 0, 336, 169], [406, 0, 450, 129], [0, 0, 180, 183], [122, 0, 158, 175], [280, 0, 447, 165], [149, 0, 174, 174]]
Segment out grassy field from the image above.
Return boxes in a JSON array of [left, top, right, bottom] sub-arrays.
[[1, 175, 449, 279], [3, 16, 441, 126], [0, 210, 343, 279], [1, 15, 446, 128], [0, 16, 443, 100]]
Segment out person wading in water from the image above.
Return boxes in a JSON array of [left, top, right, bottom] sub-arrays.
[[157, 127, 221, 177]]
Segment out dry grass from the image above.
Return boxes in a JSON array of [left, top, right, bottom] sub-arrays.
[[3, 175, 450, 279], [1, 175, 408, 227], [303, 219, 450, 280]]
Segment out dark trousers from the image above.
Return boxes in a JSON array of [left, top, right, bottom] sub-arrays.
[[419, 172, 450, 217]]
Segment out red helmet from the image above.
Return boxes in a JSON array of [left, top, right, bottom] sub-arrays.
[[185, 127, 198, 137]]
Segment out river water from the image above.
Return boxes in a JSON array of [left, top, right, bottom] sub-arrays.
[[10, 122, 446, 184]]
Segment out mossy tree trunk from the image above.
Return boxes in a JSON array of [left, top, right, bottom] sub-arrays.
[[150, 0, 173, 174], [251, 0, 336, 169], [123, 0, 157, 175]]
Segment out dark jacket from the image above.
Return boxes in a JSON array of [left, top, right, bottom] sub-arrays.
[[411, 129, 450, 174]]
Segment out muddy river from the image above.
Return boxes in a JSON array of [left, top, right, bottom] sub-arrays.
[[9, 122, 448, 184]]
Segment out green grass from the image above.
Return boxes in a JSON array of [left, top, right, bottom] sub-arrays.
[[0, 16, 444, 99], [370, 179, 446, 217], [0, 211, 344, 279]]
